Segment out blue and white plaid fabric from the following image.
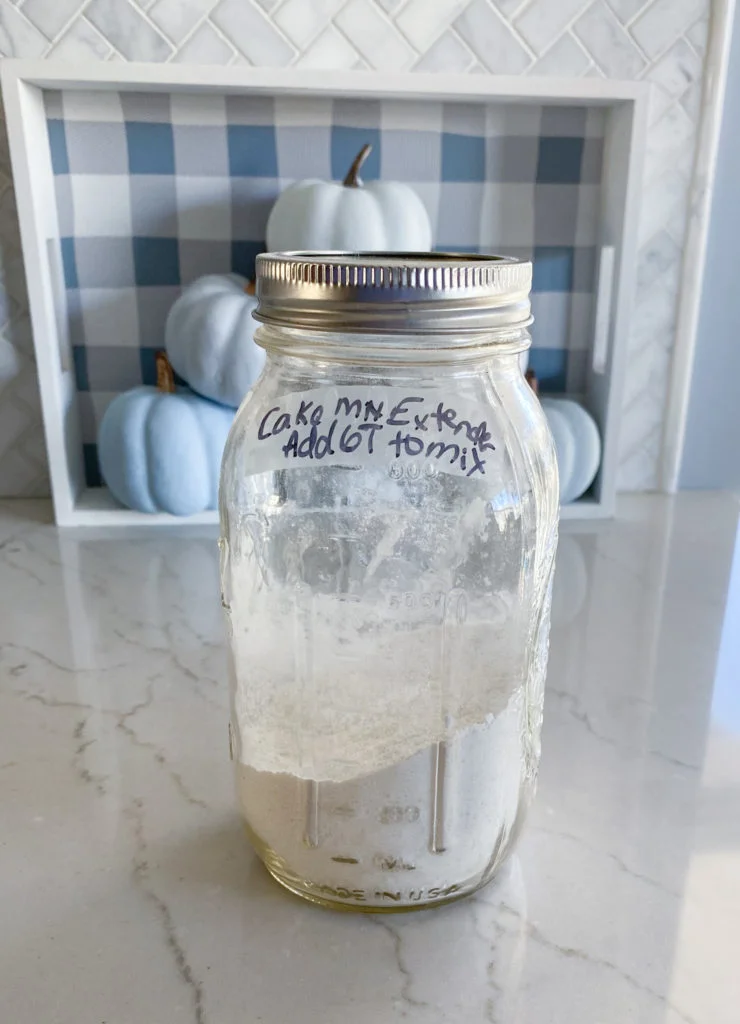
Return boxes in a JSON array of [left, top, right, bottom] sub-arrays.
[[44, 90, 604, 488]]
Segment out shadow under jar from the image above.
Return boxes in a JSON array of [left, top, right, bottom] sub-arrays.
[[219, 252, 559, 912]]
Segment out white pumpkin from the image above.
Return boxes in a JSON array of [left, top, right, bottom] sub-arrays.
[[266, 144, 432, 252], [541, 397, 601, 504], [165, 274, 265, 409]]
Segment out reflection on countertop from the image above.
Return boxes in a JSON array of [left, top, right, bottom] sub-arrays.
[[1, 493, 739, 1024]]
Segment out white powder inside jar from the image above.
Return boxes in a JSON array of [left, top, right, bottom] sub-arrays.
[[224, 487, 548, 900], [237, 687, 531, 903], [228, 579, 530, 783]]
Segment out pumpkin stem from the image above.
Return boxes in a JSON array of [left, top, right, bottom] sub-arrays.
[[343, 143, 372, 187], [156, 350, 176, 394], [245, 279, 256, 296]]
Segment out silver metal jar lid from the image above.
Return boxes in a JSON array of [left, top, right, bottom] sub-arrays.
[[254, 252, 532, 335]]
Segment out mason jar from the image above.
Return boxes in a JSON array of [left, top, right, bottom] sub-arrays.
[[219, 252, 559, 912]]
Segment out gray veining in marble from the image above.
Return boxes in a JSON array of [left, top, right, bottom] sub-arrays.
[[1, 492, 739, 1022]]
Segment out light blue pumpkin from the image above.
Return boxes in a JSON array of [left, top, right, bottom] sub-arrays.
[[99, 386, 234, 515], [266, 143, 433, 252], [541, 397, 601, 504], [165, 274, 265, 408]]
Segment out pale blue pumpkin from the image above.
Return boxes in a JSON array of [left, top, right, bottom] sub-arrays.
[[98, 381, 233, 516], [266, 144, 433, 252], [541, 397, 601, 504], [165, 274, 265, 408]]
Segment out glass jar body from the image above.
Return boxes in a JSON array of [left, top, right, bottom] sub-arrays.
[[219, 325, 558, 911]]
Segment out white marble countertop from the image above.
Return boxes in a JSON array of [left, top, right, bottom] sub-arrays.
[[2, 493, 740, 1024]]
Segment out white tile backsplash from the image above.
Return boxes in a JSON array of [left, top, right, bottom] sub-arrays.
[[686, 14, 709, 58], [454, 0, 531, 73], [412, 29, 474, 73], [293, 24, 360, 69], [335, 0, 416, 71], [636, 230, 682, 296], [48, 17, 112, 60], [630, 0, 705, 60], [680, 80, 704, 122], [638, 166, 690, 247], [573, 0, 646, 78], [273, 0, 345, 51], [395, 0, 466, 53], [514, 0, 587, 57], [21, 0, 81, 41], [0, 334, 21, 382], [210, 0, 295, 65], [0, 0, 718, 494], [0, 0, 48, 56], [148, 0, 218, 46], [648, 37, 704, 122], [604, 0, 646, 23], [170, 19, 235, 64], [527, 32, 591, 77], [489, 0, 527, 15], [85, 0, 173, 61], [646, 102, 695, 162]]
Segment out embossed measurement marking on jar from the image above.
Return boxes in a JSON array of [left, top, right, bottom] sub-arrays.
[[379, 805, 420, 824], [388, 459, 437, 480], [373, 854, 416, 872], [387, 590, 446, 610]]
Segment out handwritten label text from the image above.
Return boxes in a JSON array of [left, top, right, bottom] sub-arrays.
[[245, 387, 499, 480]]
